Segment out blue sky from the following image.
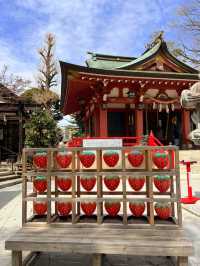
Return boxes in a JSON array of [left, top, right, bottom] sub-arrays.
[[0, 0, 189, 94]]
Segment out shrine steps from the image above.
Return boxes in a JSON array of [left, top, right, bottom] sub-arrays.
[[0, 169, 21, 189]]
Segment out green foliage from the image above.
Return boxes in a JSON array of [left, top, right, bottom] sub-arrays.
[[24, 109, 62, 147], [51, 99, 63, 121], [21, 88, 41, 103], [69, 114, 84, 137], [21, 87, 63, 121]]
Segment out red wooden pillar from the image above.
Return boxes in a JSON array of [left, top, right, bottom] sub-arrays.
[[99, 108, 108, 137], [94, 108, 100, 137], [135, 109, 143, 138], [182, 109, 190, 144], [83, 119, 87, 135]]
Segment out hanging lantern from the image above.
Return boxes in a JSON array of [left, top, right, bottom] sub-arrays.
[[159, 103, 162, 112], [166, 105, 169, 113], [140, 95, 144, 102], [153, 102, 156, 109], [103, 94, 108, 101], [171, 104, 175, 111]]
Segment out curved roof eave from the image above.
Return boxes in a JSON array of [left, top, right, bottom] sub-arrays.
[[60, 60, 200, 80], [114, 40, 198, 74], [114, 41, 161, 70], [60, 60, 200, 111]]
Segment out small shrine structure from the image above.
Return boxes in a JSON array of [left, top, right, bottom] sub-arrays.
[[60, 34, 199, 147], [0, 84, 35, 161]]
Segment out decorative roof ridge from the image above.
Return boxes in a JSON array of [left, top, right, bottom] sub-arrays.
[[113, 40, 161, 70], [113, 33, 198, 74], [143, 31, 164, 54], [87, 51, 136, 61]]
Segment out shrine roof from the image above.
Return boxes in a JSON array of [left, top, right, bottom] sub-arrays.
[[86, 52, 135, 69], [0, 83, 19, 103], [86, 35, 198, 74], [115, 39, 198, 73], [60, 34, 200, 114]]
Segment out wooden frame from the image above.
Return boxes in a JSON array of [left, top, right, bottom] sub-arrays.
[[22, 145, 181, 228]]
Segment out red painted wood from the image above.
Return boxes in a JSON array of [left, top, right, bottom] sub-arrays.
[[135, 110, 143, 138], [94, 109, 100, 137], [182, 109, 190, 144], [99, 108, 108, 137]]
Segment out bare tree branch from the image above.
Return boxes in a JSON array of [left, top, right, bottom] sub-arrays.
[[38, 33, 58, 90], [175, 0, 200, 69], [0, 65, 31, 94]]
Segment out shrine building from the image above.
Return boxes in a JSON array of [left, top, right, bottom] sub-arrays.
[[0, 84, 36, 161], [60, 35, 200, 148]]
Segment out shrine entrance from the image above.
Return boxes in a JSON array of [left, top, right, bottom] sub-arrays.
[[107, 111, 135, 137], [145, 110, 182, 145]]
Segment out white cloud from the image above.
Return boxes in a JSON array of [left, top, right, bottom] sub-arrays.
[[0, 0, 182, 93], [0, 39, 36, 82]]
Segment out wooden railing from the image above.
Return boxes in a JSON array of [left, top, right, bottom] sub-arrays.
[[22, 145, 181, 228]]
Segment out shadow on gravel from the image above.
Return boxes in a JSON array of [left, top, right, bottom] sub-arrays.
[[0, 191, 20, 210]]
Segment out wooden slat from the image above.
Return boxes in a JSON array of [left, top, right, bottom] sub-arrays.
[[7, 237, 192, 247], [23, 170, 177, 177], [6, 234, 193, 257], [22, 150, 27, 226], [9, 227, 188, 239], [92, 254, 102, 266], [97, 150, 103, 224], [122, 176, 127, 225], [146, 150, 154, 226], [12, 251, 22, 266], [25, 221, 180, 230], [177, 256, 188, 266], [71, 151, 76, 224], [23, 146, 178, 152], [9, 232, 190, 242], [47, 150, 52, 223], [55, 176, 58, 215], [175, 149, 182, 226], [6, 228, 189, 243]]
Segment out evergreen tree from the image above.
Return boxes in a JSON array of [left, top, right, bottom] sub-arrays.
[[24, 109, 62, 148]]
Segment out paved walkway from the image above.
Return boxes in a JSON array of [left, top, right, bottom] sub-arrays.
[[0, 170, 200, 265]]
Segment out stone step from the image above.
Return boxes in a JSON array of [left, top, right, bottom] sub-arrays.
[[0, 170, 13, 176], [0, 168, 11, 172], [0, 174, 21, 182], [0, 177, 22, 189]]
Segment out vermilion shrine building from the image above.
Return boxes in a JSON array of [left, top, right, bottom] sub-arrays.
[[60, 36, 199, 148]]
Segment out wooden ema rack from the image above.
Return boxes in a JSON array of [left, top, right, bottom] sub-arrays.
[[22, 146, 182, 228]]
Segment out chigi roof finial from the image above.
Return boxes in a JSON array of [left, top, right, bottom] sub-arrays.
[[146, 31, 164, 50], [152, 31, 164, 46]]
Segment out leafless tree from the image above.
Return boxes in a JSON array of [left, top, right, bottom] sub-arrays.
[[176, 0, 200, 68], [0, 65, 31, 94], [38, 33, 58, 90], [148, 31, 187, 62]]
